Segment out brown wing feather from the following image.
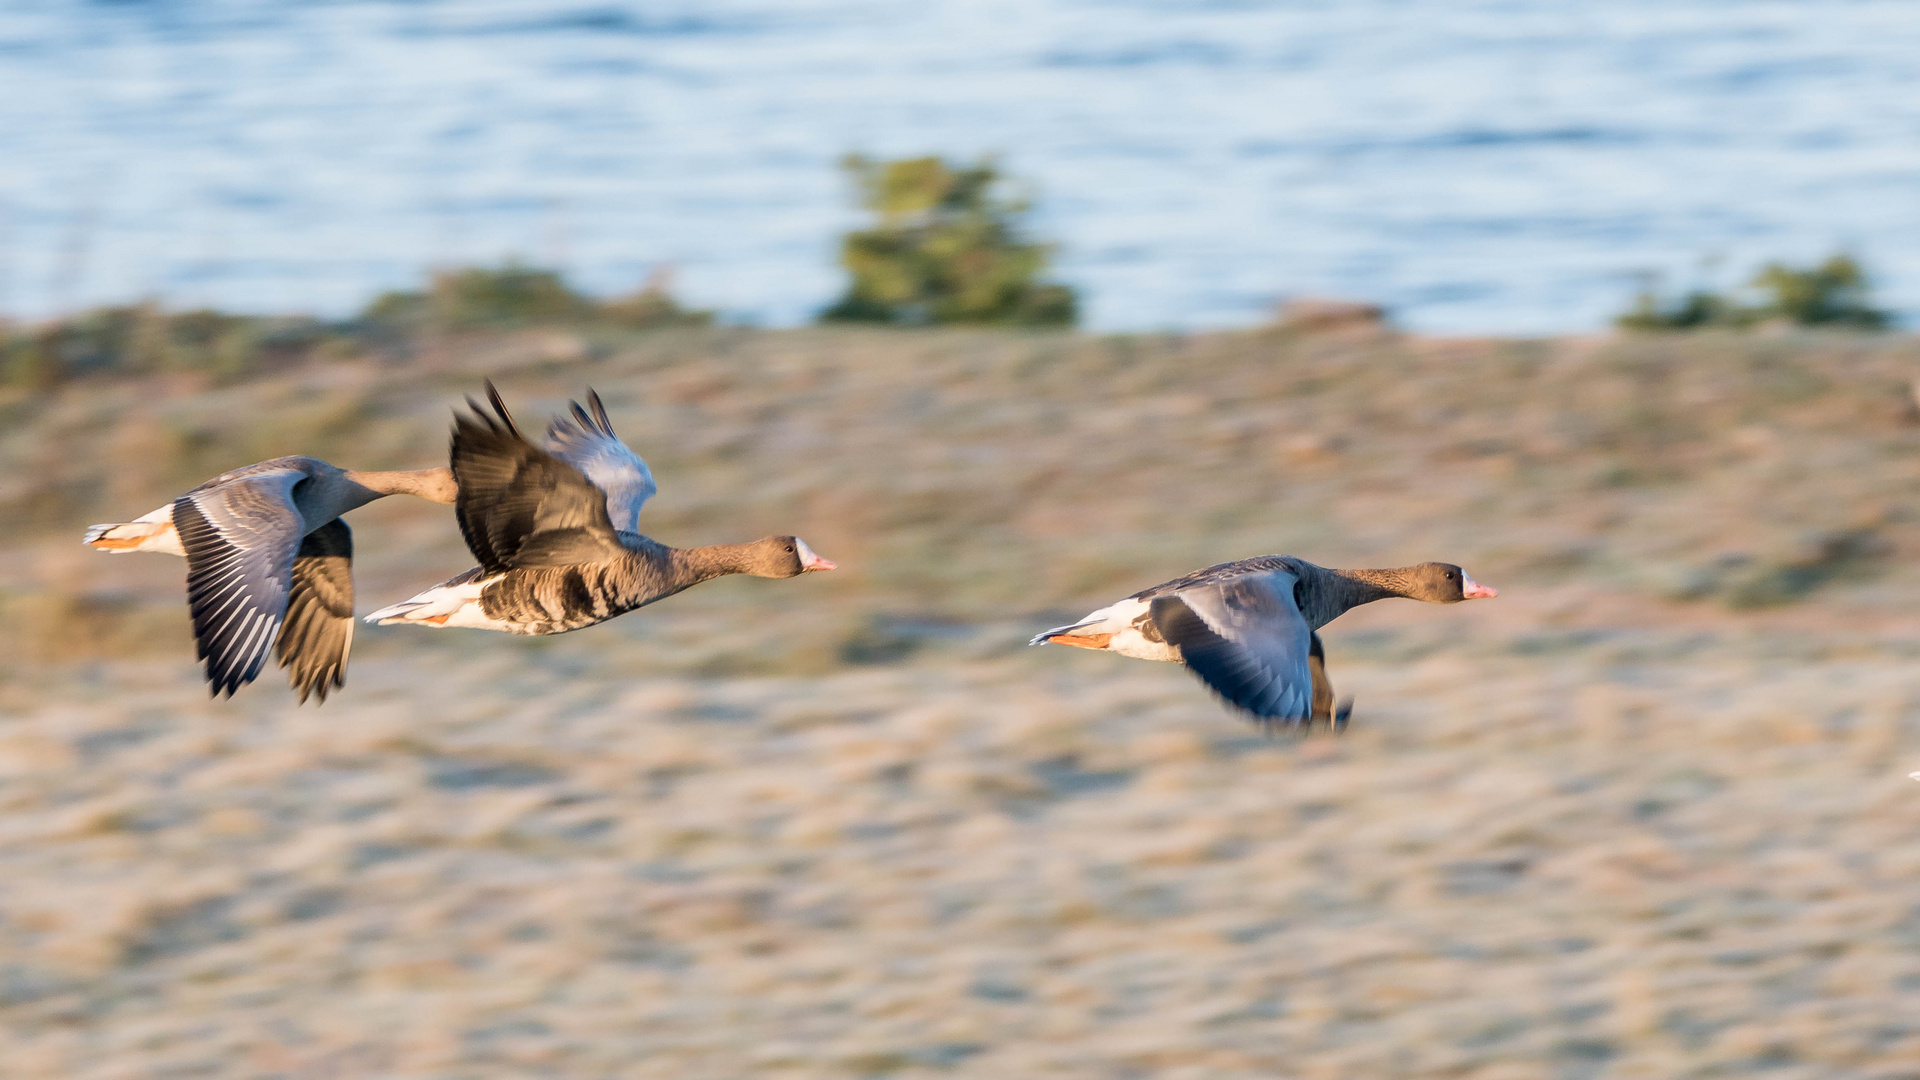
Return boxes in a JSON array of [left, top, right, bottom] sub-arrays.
[[276, 518, 354, 704], [452, 381, 623, 573]]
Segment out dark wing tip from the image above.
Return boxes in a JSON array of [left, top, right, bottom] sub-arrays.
[[588, 389, 613, 435], [290, 666, 344, 706], [555, 389, 615, 440], [483, 379, 520, 436], [458, 395, 494, 438], [568, 400, 595, 433]]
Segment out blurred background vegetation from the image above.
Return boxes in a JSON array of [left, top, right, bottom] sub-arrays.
[[1, 263, 712, 391], [7, 159, 1904, 395], [819, 155, 1077, 328], [1616, 253, 1891, 332]]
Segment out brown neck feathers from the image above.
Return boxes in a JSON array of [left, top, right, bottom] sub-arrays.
[[671, 543, 763, 584], [345, 467, 458, 505], [1331, 567, 1417, 605], [1295, 566, 1419, 627]]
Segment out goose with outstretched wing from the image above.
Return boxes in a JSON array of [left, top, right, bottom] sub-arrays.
[[83, 457, 457, 701], [1031, 556, 1496, 730], [366, 383, 834, 635]]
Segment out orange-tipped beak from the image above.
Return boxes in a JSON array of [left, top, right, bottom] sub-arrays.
[[1462, 573, 1497, 599]]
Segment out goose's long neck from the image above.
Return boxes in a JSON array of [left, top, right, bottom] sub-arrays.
[[343, 467, 458, 506], [1307, 567, 1415, 626], [668, 543, 762, 587]]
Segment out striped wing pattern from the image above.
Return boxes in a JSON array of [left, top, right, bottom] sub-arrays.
[[276, 518, 354, 703], [173, 469, 305, 698], [1150, 569, 1315, 727]]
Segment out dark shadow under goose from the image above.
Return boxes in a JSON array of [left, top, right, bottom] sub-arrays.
[[1031, 556, 1497, 728], [83, 458, 458, 701], [365, 383, 835, 635]]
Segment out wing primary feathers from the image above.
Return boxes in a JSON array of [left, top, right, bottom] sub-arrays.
[[175, 491, 297, 699], [558, 389, 616, 438], [540, 385, 656, 534], [452, 382, 624, 574], [278, 518, 354, 705], [484, 379, 522, 436]]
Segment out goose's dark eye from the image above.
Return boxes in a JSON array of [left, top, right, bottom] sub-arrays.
[[785, 545, 794, 553]]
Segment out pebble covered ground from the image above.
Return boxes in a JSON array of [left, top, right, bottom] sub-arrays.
[[3, 327, 1920, 1078]]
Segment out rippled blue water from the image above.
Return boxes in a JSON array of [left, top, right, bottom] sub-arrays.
[[2, 1, 1917, 331]]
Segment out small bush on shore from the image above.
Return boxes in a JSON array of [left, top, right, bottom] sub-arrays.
[[820, 155, 1077, 328], [1617, 253, 1891, 331]]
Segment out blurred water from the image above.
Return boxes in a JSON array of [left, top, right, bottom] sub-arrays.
[[1, 0, 1917, 332]]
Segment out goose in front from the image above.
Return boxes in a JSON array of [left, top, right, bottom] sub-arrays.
[[365, 383, 835, 636], [1030, 557, 1496, 729], [82, 458, 458, 701]]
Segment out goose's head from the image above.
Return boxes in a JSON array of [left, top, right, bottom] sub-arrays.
[[1407, 562, 1498, 603], [749, 536, 838, 578]]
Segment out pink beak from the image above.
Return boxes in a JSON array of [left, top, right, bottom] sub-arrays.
[[795, 539, 836, 572], [1461, 572, 1497, 599]]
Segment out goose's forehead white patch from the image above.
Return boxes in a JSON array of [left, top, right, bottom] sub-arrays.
[[795, 538, 817, 563]]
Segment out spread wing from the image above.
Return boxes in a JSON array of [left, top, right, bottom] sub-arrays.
[[1149, 569, 1314, 726], [276, 518, 354, 704], [544, 389, 656, 534], [452, 382, 626, 572], [173, 467, 307, 698]]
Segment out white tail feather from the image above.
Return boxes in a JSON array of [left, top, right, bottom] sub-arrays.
[[364, 572, 501, 629], [82, 508, 184, 555]]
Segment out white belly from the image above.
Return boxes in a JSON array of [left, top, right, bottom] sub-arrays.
[[1108, 627, 1181, 663]]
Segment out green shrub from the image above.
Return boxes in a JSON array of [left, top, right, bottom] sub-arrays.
[[1617, 253, 1892, 331], [1750, 254, 1888, 329], [1615, 288, 1740, 331], [361, 262, 711, 333], [820, 155, 1077, 327], [362, 262, 588, 332]]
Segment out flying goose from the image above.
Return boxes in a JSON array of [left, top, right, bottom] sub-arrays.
[[365, 383, 834, 635], [1031, 557, 1496, 728], [83, 459, 458, 701]]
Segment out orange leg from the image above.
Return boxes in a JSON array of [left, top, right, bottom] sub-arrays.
[[1047, 633, 1113, 650]]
